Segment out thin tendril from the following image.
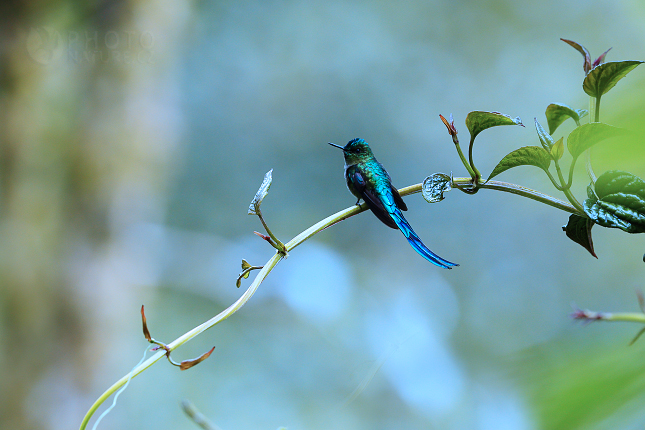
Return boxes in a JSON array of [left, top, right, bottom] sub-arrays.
[[91, 345, 150, 430]]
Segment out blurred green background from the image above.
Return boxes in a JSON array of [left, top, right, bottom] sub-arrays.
[[2, 0, 645, 429]]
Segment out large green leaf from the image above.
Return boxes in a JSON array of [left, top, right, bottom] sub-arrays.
[[566, 123, 626, 160], [488, 146, 551, 181], [584, 170, 645, 233], [583, 61, 643, 98], [545, 103, 580, 134], [465, 111, 523, 142], [562, 214, 597, 258]]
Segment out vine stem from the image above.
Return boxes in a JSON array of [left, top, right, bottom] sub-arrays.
[[573, 309, 645, 324], [467, 137, 482, 184], [80, 175, 580, 429], [80, 202, 370, 429], [447, 178, 579, 214], [586, 94, 600, 185]]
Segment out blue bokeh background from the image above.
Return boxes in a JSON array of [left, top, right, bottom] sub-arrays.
[[3, 0, 645, 429]]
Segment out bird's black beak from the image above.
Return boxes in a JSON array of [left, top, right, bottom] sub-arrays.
[[328, 142, 344, 150]]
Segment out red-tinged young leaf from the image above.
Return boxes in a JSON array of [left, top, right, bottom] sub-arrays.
[[439, 114, 457, 136], [566, 123, 626, 160], [570, 307, 604, 321], [534, 118, 554, 151], [583, 61, 643, 98], [141, 305, 152, 342], [562, 214, 597, 258], [561, 38, 592, 74], [254, 231, 270, 241], [179, 346, 215, 371], [545, 103, 581, 134], [487, 146, 551, 181], [592, 47, 612, 68]]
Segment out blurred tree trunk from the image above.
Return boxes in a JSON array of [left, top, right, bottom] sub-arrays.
[[0, 1, 185, 428]]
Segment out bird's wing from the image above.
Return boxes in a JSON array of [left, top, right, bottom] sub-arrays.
[[391, 185, 407, 211], [347, 166, 398, 229], [347, 166, 458, 268]]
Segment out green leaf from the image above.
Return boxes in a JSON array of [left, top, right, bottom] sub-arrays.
[[583, 61, 643, 98], [545, 103, 580, 134], [561, 38, 592, 74], [422, 173, 452, 203], [535, 118, 554, 151], [562, 214, 597, 258], [465, 111, 523, 142], [584, 170, 645, 233], [248, 169, 273, 215], [575, 109, 589, 120], [550, 137, 564, 161], [487, 146, 551, 181], [594, 170, 645, 198], [566, 123, 626, 160]]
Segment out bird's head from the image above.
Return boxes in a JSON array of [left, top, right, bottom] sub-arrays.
[[328, 138, 374, 164]]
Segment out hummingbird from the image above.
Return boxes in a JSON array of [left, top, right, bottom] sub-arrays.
[[329, 138, 458, 269]]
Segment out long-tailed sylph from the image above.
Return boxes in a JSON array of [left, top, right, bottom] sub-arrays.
[[329, 138, 458, 269]]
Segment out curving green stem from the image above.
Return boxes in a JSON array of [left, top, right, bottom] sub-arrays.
[[467, 137, 482, 185], [586, 94, 600, 184], [561, 189, 584, 214], [454, 138, 477, 180], [573, 309, 645, 324], [553, 159, 584, 213], [80, 201, 375, 429], [553, 159, 569, 190], [257, 211, 287, 255], [594, 96, 601, 123], [544, 168, 566, 192], [79, 251, 285, 430], [80, 175, 583, 429], [447, 178, 580, 214]]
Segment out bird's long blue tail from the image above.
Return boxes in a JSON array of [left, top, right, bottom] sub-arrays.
[[388, 205, 458, 269]]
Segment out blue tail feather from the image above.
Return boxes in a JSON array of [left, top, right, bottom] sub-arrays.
[[388, 206, 458, 269]]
